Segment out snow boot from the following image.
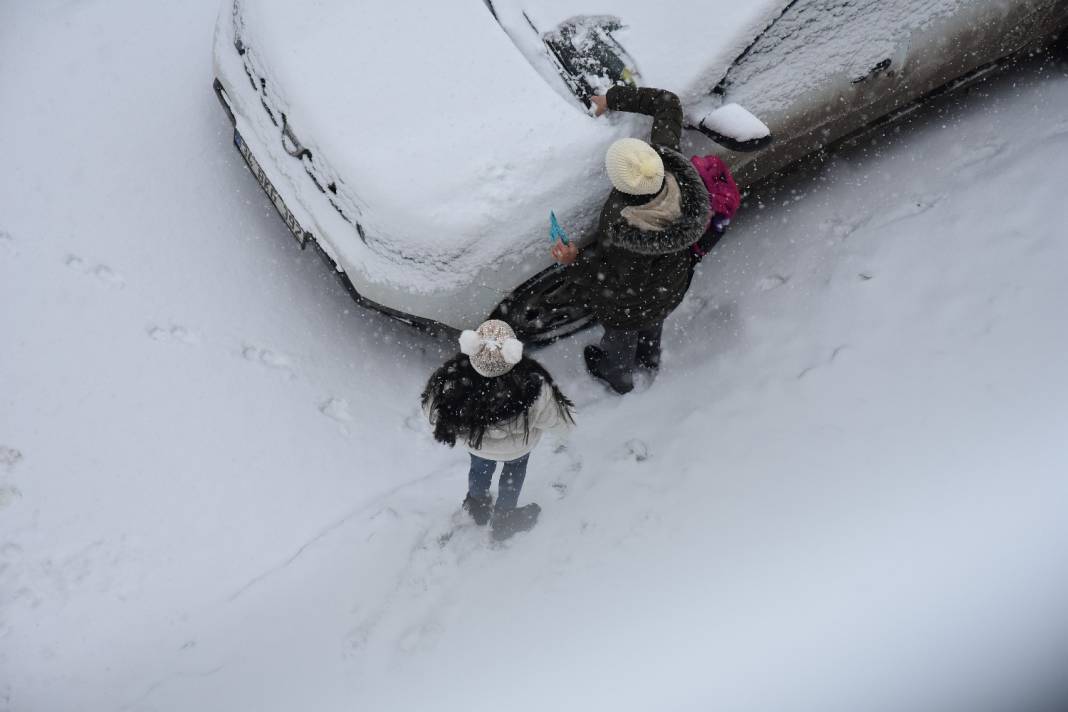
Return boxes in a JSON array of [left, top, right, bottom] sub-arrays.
[[584, 345, 634, 394], [635, 328, 662, 371], [635, 345, 660, 371], [463, 493, 493, 526], [490, 503, 541, 541]]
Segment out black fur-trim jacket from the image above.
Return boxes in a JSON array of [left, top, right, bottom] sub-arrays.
[[569, 86, 710, 330]]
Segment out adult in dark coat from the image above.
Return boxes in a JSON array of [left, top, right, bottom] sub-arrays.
[[551, 86, 709, 394]]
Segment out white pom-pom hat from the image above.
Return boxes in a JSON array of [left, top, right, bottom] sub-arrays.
[[459, 319, 525, 377], [605, 137, 664, 195]]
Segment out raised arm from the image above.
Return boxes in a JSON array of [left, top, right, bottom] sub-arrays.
[[605, 86, 683, 151]]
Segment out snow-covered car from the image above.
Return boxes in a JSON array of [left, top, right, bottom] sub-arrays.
[[212, 0, 1068, 341]]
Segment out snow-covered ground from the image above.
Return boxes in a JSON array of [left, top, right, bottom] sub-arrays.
[[2, 2, 1068, 711]]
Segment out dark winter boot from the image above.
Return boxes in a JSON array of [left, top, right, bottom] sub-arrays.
[[635, 325, 663, 371], [490, 503, 542, 541], [635, 346, 660, 371], [463, 493, 493, 526], [584, 345, 634, 394]]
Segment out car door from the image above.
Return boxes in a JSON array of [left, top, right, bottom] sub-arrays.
[[697, 0, 1065, 186]]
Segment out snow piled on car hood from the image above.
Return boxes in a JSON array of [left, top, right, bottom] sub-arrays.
[[234, 0, 787, 290], [237, 0, 605, 288]]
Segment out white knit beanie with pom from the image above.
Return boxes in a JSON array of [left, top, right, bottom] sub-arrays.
[[605, 137, 664, 195], [459, 319, 524, 378]]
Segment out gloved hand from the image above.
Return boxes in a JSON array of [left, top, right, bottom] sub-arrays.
[[690, 214, 730, 263]]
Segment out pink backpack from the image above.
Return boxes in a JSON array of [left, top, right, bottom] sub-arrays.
[[690, 155, 741, 224]]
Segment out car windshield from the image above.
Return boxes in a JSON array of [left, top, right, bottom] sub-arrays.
[[484, 2, 640, 107], [486, 0, 792, 109], [540, 16, 640, 106]]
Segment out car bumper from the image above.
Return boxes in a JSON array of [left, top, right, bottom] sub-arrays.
[[210, 6, 506, 332], [213, 78, 430, 326]]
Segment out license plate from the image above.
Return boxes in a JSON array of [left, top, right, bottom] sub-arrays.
[[234, 129, 309, 247]]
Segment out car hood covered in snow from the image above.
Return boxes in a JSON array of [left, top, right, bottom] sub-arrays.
[[236, 0, 788, 290]]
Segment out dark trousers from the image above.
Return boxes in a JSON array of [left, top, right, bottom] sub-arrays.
[[598, 321, 664, 387], [468, 453, 530, 511]]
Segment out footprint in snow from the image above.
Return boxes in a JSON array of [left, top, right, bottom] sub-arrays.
[[0, 446, 22, 472], [319, 397, 353, 423], [679, 297, 735, 336], [0, 486, 22, 509], [64, 254, 125, 289], [551, 441, 583, 478], [242, 345, 295, 379], [0, 230, 16, 257], [92, 264, 125, 288], [402, 412, 424, 433], [346, 622, 375, 654], [613, 438, 649, 463], [0, 445, 22, 510], [757, 274, 789, 292], [819, 215, 859, 241], [397, 619, 444, 655], [148, 324, 199, 345]]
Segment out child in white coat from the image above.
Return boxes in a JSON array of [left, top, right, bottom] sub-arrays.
[[422, 319, 575, 540]]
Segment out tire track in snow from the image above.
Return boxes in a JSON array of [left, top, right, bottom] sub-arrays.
[[226, 468, 448, 603]]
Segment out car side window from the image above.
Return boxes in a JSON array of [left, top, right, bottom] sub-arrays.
[[716, 0, 955, 108]]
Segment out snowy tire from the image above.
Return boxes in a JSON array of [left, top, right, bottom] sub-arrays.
[[492, 265, 594, 344]]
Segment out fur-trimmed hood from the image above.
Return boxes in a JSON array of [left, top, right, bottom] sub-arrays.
[[606, 146, 710, 256]]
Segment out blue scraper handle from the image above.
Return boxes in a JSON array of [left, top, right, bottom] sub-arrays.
[[550, 211, 571, 245]]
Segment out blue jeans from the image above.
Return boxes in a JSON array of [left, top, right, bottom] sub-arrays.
[[468, 453, 530, 511]]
